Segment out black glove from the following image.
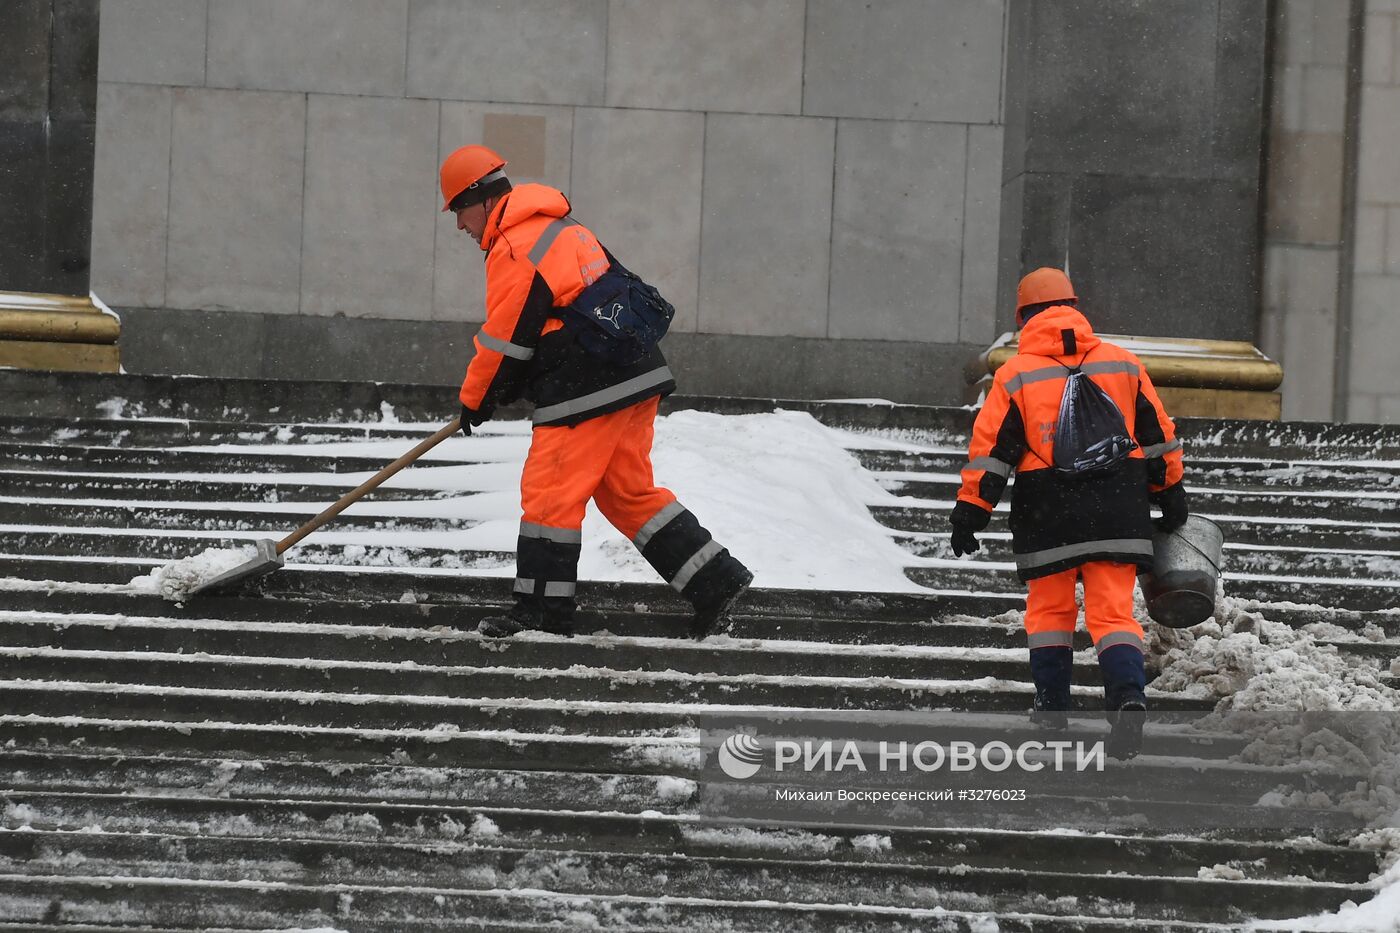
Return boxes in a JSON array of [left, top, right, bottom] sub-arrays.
[[459, 404, 482, 437], [1151, 482, 1189, 534], [949, 501, 991, 558]]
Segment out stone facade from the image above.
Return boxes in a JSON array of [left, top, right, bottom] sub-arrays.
[[89, 0, 1008, 402], [1260, 0, 1400, 425], [1, 0, 100, 297], [81, 0, 1400, 419], [1258, 0, 1352, 423], [1349, 0, 1400, 423]]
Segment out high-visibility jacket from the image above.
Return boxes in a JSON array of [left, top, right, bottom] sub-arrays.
[[958, 305, 1185, 581], [459, 184, 675, 428]]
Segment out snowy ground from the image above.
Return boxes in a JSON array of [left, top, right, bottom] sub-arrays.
[[5, 405, 1399, 930], [123, 409, 933, 596]]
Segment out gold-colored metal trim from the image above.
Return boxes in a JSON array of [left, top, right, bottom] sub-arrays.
[[971, 333, 1284, 392], [0, 339, 121, 373], [0, 309, 121, 344]]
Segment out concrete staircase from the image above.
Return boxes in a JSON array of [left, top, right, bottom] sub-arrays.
[[1, 370, 1397, 931]]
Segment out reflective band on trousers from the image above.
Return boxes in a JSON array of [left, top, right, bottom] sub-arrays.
[[1096, 630, 1145, 654], [968, 456, 1013, 477], [633, 501, 686, 550], [519, 521, 583, 545], [1027, 630, 1075, 649], [670, 539, 723, 593], [477, 330, 534, 361], [1140, 439, 1183, 458], [1003, 360, 1140, 395], [532, 367, 675, 424], [514, 578, 576, 598], [527, 217, 579, 266], [1014, 538, 1155, 571]]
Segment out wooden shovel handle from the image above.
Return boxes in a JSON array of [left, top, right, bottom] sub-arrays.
[[276, 418, 463, 555]]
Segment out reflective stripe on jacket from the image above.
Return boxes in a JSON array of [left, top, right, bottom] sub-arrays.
[[459, 184, 675, 427], [957, 305, 1186, 580]]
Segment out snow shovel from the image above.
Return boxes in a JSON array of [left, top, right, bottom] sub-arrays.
[[188, 418, 463, 596]]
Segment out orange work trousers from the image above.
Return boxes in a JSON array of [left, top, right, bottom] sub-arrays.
[[1024, 561, 1144, 655], [520, 395, 675, 539]]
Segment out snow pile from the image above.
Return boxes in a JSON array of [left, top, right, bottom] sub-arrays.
[[1147, 596, 1395, 711], [127, 546, 257, 602], [172, 410, 927, 592], [1148, 593, 1400, 931], [1252, 855, 1400, 932]]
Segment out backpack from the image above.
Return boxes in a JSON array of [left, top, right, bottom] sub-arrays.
[[1052, 360, 1138, 478], [561, 246, 674, 366]]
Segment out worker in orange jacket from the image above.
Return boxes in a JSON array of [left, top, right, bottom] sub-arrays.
[[952, 268, 1188, 759], [440, 145, 752, 640]]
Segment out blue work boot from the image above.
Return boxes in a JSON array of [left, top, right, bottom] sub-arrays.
[[1028, 645, 1074, 731], [1099, 644, 1148, 760]]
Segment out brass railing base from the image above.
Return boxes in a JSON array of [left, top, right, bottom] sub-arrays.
[[1155, 386, 1282, 421], [0, 339, 121, 374], [968, 331, 1284, 421], [0, 289, 122, 374]]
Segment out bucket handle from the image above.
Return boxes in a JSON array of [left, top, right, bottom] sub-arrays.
[[1163, 523, 1223, 574]]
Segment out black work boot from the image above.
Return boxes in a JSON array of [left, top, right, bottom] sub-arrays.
[[1099, 644, 1148, 760], [1028, 645, 1073, 731], [685, 555, 753, 641], [478, 598, 574, 639], [1106, 702, 1147, 761], [632, 503, 752, 641]]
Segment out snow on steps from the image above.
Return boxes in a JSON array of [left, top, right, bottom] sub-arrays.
[[0, 370, 1396, 930]]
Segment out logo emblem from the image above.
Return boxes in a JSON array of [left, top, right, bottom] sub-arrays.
[[717, 733, 764, 780], [594, 302, 623, 326]]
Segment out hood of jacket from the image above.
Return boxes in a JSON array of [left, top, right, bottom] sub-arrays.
[[1017, 305, 1102, 361], [480, 183, 572, 253]]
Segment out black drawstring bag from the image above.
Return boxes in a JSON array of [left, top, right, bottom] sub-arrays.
[[1054, 367, 1138, 478], [562, 246, 675, 366]]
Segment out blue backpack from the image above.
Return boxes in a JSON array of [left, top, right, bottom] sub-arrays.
[[562, 246, 674, 366]]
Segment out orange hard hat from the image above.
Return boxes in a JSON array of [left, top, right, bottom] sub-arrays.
[[1016, 267, 1076, 311], [440, 145, 508, 212]]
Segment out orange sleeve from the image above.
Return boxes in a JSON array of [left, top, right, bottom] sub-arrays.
[[459, 249, 556, 417], [958, 371, 1027, 513], [1133, 364, 1185, 492]]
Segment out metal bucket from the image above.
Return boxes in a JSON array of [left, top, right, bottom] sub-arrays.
[[1139, 515, 1224, 629]]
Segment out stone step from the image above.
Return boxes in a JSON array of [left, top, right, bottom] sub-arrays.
[[873, 504, 1400, 552], [0, 529, 514, 572], [0, 413, 439, 447], [0, 441, 479, 476], [0, 468, 445, 502], [0, 720, 1366, 842], [0, 826, 1371, 925], [0, 673, 1220, 740], [854, 449, 1400, 491], [904, 564, 1399, 613], [0, 499, 476, 534], [0, 556, 1013, 622], [2, 784, 1372, 868], [1, 870, 1343, 932], [877, 478, 1399, 526], [901, 532, 1400, 580], [0, 645, 1108, 714], [0, 583, 1023, 648], [6, 751, 1375, 882]]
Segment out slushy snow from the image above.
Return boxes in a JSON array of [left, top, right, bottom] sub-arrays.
[[128, 546, 256, 601]]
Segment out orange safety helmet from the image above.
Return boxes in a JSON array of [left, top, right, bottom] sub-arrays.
[[1015, 267, 1077, 327], [440, 145, 508, 212]]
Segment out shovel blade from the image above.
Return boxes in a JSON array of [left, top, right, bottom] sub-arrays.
[[188, 539, 284, 596]]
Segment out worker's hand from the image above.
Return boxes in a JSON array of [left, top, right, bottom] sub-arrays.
[[949, 501, 991, 558], [459, 404, 478, 437], [951, 526, 980, 558], [1151, 482, 1189, 534]]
